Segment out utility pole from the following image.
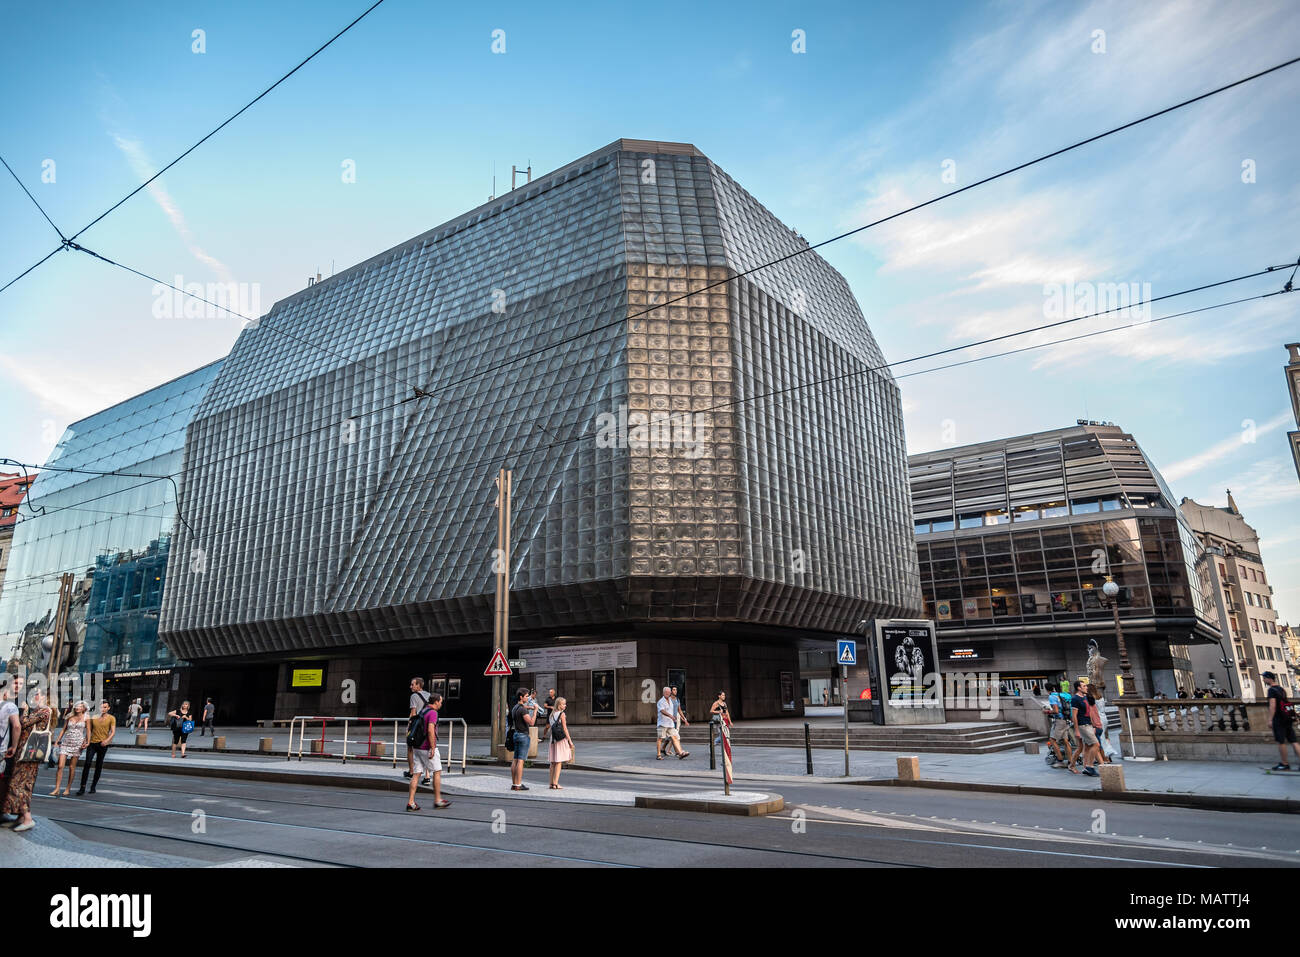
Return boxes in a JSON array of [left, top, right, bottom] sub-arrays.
[[490, 468, 513, 760]]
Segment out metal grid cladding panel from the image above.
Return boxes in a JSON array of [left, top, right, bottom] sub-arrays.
[[160, 141, 919, 658]]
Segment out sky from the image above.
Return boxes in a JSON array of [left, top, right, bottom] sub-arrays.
[[1, 0, 1297, 617]]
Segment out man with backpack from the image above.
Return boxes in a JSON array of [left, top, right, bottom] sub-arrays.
[[1264, 672, 1300, 771], [507, 687, 537, 791], [405, 692, 450, 811], [1072, 680, 1101, 777], [405, 677, 431, 782], [1043, 685, 1078, 773]]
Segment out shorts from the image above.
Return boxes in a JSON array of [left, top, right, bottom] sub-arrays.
[[1273, 717, 1296, 744], [171, 728, 190, 745], [1050, 718, 1073, 741], [1078, 725, 1098, 746], [510, 731, 531, 756], [411, 747, 443, 775], [657, 726, 676, 739]]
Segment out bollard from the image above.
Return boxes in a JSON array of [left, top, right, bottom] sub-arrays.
[[258, 737, 274, 753], [709, 718, 717, 770], [135, 733, 147, 747], [310, 739, 324, 754], [212, 736, 227, 751], [897, 755, 920, 781], [369, 741, 385, 757], [805, 722, 813, 775], [1099, 764, 1126, 792], [1023, 741, 1040, 754]]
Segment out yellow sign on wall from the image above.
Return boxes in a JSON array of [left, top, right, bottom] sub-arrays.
[[291, 668, 324, 689]]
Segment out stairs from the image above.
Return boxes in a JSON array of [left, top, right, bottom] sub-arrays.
[[565, 721, 1041, 754]]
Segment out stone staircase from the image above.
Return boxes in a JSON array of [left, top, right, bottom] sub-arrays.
[[566, 720, 1040, 754]]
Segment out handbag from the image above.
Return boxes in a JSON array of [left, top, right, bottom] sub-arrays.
[[19, 710, 52, 764], [181, 718, 195, 734]]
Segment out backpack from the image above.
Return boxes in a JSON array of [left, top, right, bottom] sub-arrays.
[[1277, 691, 1297, 723], [406, 706, 431, 749], [504, 705, 519, 750]]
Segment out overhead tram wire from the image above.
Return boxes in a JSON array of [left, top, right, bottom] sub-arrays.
[[370, 56, 1300, 410], [5, 261, 1291, 546], [0, 152, 66, 242], [67, 0, 387, 244], [67, 245, 429, 397], [894, 287, 1295, 383], [52, 273, 1287, 552], [0, 0, 386, 297]]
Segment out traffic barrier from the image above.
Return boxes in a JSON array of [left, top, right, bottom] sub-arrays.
[[897, 755, 920, 781], [213, 736, 227, 750], [1023, 741, 1040, 754], [134, 733, 147, 746], [1099, 764, 1126, 792], [258, 737, 273, 752], [286, 715, 469, 773]]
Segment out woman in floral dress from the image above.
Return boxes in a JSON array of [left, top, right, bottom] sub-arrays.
[[5, 689, 52, 832]]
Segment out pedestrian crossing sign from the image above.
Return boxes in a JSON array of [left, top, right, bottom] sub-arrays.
[[836, 639, 857, 666]]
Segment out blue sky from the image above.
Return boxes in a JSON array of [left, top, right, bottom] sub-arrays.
[[1, 0, 1298, 616]]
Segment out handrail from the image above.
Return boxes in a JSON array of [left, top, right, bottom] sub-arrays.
[[286, 715, 468, 773]]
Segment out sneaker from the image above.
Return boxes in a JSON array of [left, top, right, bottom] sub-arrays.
[[1270, 763, 1291, 771], [1082, 767, 1100, 777], [12, 821, 34, 832]]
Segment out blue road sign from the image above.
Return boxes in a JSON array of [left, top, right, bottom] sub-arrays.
[[836, 639, 857, 666]]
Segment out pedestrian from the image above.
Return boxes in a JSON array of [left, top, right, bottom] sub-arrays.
[[0, 675, 23, 824], [655, 686, 676, 760], [405, 692, 450, 811], [126, 698, 141, 731], [821, 688, 828, 706], [49, 700, 89, 796], [139, 702, 150, 731], [1042, 685, 1078, 773], [710, 690, 730, 746], [77, 700, 117, 795], [508, 687, 537, 790], [1264, 671, 1300, 771], [1071, 681, 1100, 777], [668, 686, 690, 759], [200, 698, 215, 737], [166, 700, 195, 758], [4, 688, 51, 832], [405, 677, 431, 781], [548, 696, 572, 789]]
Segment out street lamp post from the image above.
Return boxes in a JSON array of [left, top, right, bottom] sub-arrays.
[[1101, 577, 1137, 697]]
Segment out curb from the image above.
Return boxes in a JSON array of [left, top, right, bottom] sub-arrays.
[[101, 756, 783, 816], [875, 778, 1299, 814]]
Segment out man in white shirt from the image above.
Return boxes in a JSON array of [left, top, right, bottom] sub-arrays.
[[655, 687, 676, 760], [0, 676, 23, 823]]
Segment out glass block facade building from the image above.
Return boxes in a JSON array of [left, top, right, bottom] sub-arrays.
[[159, 139, 920, 722], [0, 361, 225, 720], [909, 422, 1222, 696]]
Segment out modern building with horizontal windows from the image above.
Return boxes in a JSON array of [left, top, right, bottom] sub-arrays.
[[0, 360, 271, 722], [159, 139, 921, 723], [908, 422, 1221, 696]]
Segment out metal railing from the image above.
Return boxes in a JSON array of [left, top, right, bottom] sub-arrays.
[[287, 715, 469, 773]]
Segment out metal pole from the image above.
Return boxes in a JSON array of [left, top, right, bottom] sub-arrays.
[[804, 721, 813, 775], [1113, 602, 1136, 698], [709, 717, 717, 770], [842, 663, 849, 776], [490, 468, 513, 760]]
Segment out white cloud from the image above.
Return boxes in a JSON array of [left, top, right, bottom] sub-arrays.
[[111, 135, 235, 285], [1161, 410, 1294, 482]]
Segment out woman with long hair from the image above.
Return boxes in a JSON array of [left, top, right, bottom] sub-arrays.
[[547, 697, 573, 789], [50, 700, 89, 796]]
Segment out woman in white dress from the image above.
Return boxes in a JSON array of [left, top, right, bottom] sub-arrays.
[[548, 697, 573, 789]]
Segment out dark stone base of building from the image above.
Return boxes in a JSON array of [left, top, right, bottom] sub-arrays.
[[188, 628, 812, 726]]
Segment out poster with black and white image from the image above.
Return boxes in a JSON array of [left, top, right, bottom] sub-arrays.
[[591, 669, 616, 717], [878, 621, 937, 704]]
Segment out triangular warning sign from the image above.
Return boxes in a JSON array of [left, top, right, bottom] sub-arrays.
[[484, 649, 513, 676], [838, 644, 855, 664]]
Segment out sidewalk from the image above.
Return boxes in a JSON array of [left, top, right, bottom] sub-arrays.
[[111, 725, 1300, 812]]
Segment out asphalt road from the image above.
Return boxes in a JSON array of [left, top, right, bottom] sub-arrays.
[[29, 766, 1300, 868]]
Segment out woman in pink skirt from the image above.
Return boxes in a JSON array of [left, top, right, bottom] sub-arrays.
[[548, 697, 573, 789]]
